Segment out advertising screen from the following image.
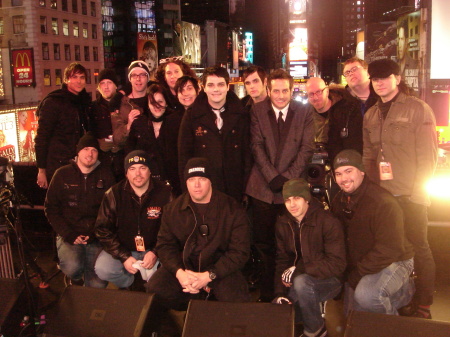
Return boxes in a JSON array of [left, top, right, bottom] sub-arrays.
[[137, 32, 158, 79]]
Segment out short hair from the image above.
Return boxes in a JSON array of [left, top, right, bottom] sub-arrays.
[[155, 58, 196, 89], [174, 75, 200, 95], [243, 65, 267, 83], [343, 57, 368, 69], [64, 62, 87, 83], [202, 66, 230, 86], [147, 83, 168, 110], [267, 69, 294, 90]]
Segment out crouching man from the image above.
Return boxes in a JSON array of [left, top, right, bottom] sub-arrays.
[[273, 178, 346, 337], [147, 157, 251, 310]]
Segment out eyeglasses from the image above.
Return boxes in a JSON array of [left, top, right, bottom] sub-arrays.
[[307, 87, 327, 99], [343, 66, 363, 78], [159, 56, 184, 64], [130, 73, 149, 80]]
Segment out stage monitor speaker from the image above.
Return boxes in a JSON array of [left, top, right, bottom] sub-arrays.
[[0, 278, 28, 337], [182, 300, 294, 337], [344, 310, 450, 337], [43, 286, 161, 337]]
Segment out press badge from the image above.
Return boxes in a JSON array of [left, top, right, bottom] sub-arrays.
[[379, 161, 393, 181], [135, 236, 146, 251]]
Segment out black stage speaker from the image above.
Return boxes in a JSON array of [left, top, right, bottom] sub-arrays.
[[344, 310, 450, 337], [43, 286, 161, 337], [182, 300, 295, 337], [0, 278, 28, 337]]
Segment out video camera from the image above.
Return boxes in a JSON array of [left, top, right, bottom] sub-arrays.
[[306, 144, 331, 207]]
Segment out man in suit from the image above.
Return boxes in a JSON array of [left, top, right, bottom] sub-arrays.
[[245, 69, 315, 301]]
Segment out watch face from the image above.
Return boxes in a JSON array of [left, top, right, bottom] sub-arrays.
[[209, 271, 216, 280]]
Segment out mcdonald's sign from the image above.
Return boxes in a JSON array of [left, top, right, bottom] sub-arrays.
[[12, 49, 35, 87]]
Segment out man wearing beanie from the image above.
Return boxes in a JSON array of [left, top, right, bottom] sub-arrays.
[[273, 178, 346, 337], [45, 132, 115, 287], [95, 150, 172, 289], [91, 68, 124, 180], [331, 149, 415, 316], [147, 157, 251, 310], [363, 58, 437, 318], [111, 60, 151, 150]]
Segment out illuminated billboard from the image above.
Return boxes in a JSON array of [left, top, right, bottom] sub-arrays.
[[181, 21, 201, 65], [431, 1, 450, 79], [12, 49, 35, 87], [245, 32, 253, 64], [290, 61, 308, 79], [137, 32, 158, 79], [289, 27, 308, 61]]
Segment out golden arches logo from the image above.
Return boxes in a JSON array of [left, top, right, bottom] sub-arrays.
[[15, 51, 31, 68]]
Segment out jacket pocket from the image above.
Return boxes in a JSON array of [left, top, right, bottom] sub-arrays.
[[389, 121, 412, 145]]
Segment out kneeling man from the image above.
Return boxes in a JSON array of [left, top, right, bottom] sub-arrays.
[[147, 157, 251, 310], [273, 178, 346, 337]]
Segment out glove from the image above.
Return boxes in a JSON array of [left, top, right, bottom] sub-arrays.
[[282, 266, 296, 284], [269, 175, 289, 193], [272, 297, 291, 304]]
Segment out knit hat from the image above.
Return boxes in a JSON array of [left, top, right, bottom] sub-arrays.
[[76, 132, 99, 153], [368, 59, 400, 79], [282, 178, 311, 202], [128, 60, 151, 81], [333, 149, 365, 172], [98, 68, 118, 86], [124, 150, 151, 172], [184, 157, 212, 181]]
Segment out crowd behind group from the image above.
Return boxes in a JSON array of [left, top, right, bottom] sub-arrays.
[[34, 55, 437, 337]]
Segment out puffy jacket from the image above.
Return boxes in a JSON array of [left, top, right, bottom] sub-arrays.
[[274, 198, 346, 296], [95, 179, 172, 262], [363, 92, 438, 206], [45, 160, 115, 244], [35, 84, 92, 179]]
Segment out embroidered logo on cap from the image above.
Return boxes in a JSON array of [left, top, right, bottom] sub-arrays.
[[128, 156, 146, 164], [188, 167, 205, 174], [335, 157, 350, 165]]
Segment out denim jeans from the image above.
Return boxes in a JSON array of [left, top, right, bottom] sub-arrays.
[[288, 274, 342, 334], [95, 250, 150, 288], [345, 258, 415, 315], [56, 236, 107, 288]]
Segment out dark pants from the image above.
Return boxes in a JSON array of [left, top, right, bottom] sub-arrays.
[[146, 266, 250, 311], [250, 197, 284, 300], [397, 198, 435, 305]]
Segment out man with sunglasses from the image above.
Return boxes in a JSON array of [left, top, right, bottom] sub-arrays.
[[331, 149, 414, 316], [147, 157, 250, 310]]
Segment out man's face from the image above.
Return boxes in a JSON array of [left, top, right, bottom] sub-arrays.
[[126, 164, 151, 190], [177, 80, 198, 108], [334, 165, 365, 194], [343, 61, 369, 89], [285, 196, 309, 221], [66, 72, 86, 95], [306, 80, 329, 112], [129, 69, 149, 94], [244, 72, 267, 101], [78, 147, 98, 169], [268, 79, 292, 110], [203, 75, 229, 108], [371, 74, 400, 103], [98, 79, 117, 101], [165, 63, 183, 91], [186, 176, 212, 204], [398, 27, 406, 60]]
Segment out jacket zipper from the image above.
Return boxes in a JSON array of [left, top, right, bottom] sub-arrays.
[[289, 220, 298, 266]]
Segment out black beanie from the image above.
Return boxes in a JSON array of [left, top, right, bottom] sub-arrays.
[[124, 150, 151, 172], [333, 149, 365, 172], [184, 157, 212, 181], [128, 61, 151, 81], [98, 68, 118, 86], [76, 132, 99, 153]]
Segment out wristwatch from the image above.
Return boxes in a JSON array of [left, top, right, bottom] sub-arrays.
[[208, 270, 217, 280]]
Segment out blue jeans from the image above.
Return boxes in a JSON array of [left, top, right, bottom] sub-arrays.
[[345, 258, 415, 315], [95, 250, 150, 288], [56, 236, 107, 288], [288, 274, 342, 334]]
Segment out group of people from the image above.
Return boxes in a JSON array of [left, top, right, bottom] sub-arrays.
[[35, 55, 437, 337]]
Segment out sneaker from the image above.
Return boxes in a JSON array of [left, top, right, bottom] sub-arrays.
[[300, 324, 328, 337], [411, 309, 432, 319]]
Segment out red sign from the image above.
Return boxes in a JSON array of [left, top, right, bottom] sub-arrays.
[[12, 49, 34, 87]]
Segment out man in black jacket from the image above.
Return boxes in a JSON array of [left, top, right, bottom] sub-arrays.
[[45, 133, 115, 287], [273, 178, 346, 337], [94, 150, 172, 288], [331, 149, 414, 315], [178, 66, 251, 202], [35, 62, 92, 189], [147, 158, 251, 310]]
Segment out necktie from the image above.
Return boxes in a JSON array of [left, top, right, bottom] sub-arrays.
[[213, 109, 223, 130], [278, 111, 284, 135]]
